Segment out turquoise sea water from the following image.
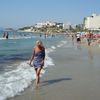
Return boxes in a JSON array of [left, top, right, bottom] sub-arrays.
[[0, 31, 67, 100]]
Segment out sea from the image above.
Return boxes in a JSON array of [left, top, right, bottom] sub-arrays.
[[0, 31, 68, 100]]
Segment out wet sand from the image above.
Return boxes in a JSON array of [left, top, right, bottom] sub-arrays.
[[9, 43, 100, 100]]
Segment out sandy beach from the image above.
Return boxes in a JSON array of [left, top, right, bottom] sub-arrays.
[[9, 43, 100, 100]]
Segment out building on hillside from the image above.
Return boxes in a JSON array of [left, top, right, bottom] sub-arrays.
[[56, 23, 64, 28], [83, 13, 100, 30], [34, 21, 56, 28]]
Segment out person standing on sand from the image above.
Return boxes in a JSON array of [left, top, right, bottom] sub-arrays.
[[28, 40, 45, 88], [76, 33, 81, 43], [87, 32, 93, 46]]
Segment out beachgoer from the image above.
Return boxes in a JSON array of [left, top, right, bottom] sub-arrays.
[[76, 33, 81, 43], [71, 34, 74, 41], [71, 34, 75, 45], [3, 32, 6, 38], [6, 32, 9, 39], [28, 40, 45, 88], [87, 32, 93, 46], [40, 33, 42, 37], [44, 33, 47, 38]]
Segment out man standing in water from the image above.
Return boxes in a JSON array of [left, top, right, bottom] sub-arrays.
[[3, 32, 9, 39], [6, 32, 9, 39]]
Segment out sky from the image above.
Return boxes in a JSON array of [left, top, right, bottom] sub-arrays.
[[0, 0, 100, 28]]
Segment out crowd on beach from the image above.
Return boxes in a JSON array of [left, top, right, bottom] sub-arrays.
[[70, 31, 100, 46], [1, 30, 100, 47], [1, 31, 57, 40]]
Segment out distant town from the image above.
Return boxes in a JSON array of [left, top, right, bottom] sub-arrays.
[[17, 13, 100, 34], [1, 13, 100, 34], [18, 21, 83, 33], [1, 13, 100, 47]]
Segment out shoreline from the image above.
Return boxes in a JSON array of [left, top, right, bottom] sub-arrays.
[[9, 41, 100, 100]]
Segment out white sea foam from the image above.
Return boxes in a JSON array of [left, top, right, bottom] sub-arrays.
[[0, 36, 68, 100], [46, 47, 55, 53], [0, 62, 34, 100], [0, 38, 6, 40], [57, 40, 67, 47], [51, 46, 56, 49], [0, 48, 55, 100], [44, 55, 55, 68], [0, 36, 36, 40]]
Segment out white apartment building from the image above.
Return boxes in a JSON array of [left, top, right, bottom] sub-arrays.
[[35, 21, 56, 28], [84, 13, 100, 30]]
